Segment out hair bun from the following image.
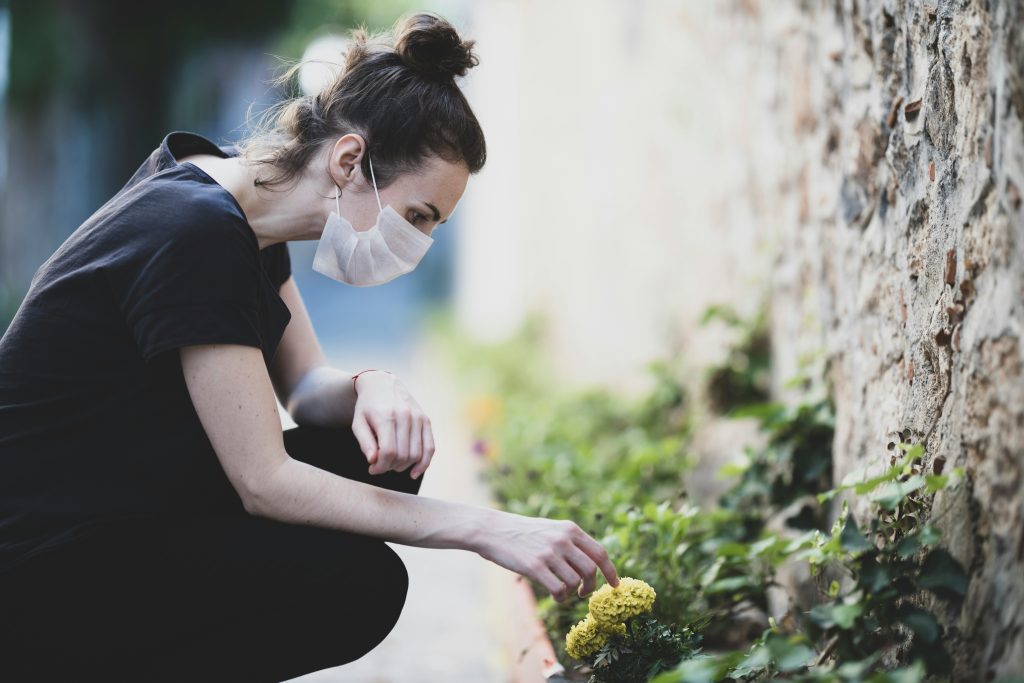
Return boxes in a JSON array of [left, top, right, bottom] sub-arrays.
[[393, 11, 479, 83]]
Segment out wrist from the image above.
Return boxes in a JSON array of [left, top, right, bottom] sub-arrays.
[[351, 368, 394, 395], [466, 505, 502, 557]]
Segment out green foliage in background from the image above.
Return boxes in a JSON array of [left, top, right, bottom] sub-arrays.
[[718, 395, 835, 538], [590, 615, 708, 683], [270, 0, 425, 66], [7, 0, 431, 111], [699, 302, 771, 415], [428, 301, 975, 682], [425, 307, 779, 656], [7, 0, 294, 111]]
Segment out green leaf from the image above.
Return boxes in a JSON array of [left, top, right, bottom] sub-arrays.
[[918, 525, 942, 545], [896, 525, 942, 557], [899, 605, 940, 643], [852, 471, 899, 495], [699, 557, 724, 588], [716, 460, 750, 478], [728, 643, 771, 676], [714, 541, 750, 557], [699, 303, 741, 326], [858, 557, 893, 594], [875, 658, 927, 683], [840, 516, 874, 553], [657, 652, 742, 683], [835, 652, 883, 677], [817, 489, 839, 503], [925, 467, 964, 493], [783, 530, 820, 553], [917, 548, 968, 597], [705, 575, 756, 594], [750, 535, 781, 556], [766, 635, 815, 672], [832, 602, 864, 629], [727, 401, 786, 422], [870, 475, 925, 510], [808, 601, 863, 630], [895, 533, 921, 558], [896, 443, 925, 460]]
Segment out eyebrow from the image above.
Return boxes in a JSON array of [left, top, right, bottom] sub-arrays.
[[423, 201, 449, 224]]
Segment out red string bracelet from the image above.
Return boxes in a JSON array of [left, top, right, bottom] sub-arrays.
[[351, 369, 394, 393]]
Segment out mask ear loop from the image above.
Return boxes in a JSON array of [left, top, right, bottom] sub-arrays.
[[367, 153, 384, 213]]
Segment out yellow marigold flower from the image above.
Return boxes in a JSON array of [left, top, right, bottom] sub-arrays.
[[565, 614, 627, 660], [602, 622, 628, 638], [587, 577, 656, 628]]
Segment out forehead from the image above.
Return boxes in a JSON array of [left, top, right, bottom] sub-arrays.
[[391, 155, 468, 215]]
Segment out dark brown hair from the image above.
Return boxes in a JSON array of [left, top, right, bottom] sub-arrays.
[[236, 10, 486, 192]]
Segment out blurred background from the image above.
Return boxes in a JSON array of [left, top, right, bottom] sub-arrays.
[[2, 0, 1022, 681], [0, 0, 463, 362], [0, 0, 778, 384]]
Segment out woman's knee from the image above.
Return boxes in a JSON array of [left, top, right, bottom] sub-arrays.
[[363, 540, 410, 617], [138, 543, 411, 683], [307, 541, 410, 663], [267, 522, 411, 614]]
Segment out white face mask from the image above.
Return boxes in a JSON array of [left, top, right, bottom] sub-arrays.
[[312, 153, 434, 287]]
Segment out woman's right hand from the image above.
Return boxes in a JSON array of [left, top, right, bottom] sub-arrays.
[[474, 510, 620, 603]]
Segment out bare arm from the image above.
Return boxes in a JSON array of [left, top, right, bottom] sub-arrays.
[[181, 341, 486, 551], [265, 275, 437, 479], [180, 341, 620, 600]]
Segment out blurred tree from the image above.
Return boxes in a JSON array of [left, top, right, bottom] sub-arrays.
[[1, 0, 420, 331]]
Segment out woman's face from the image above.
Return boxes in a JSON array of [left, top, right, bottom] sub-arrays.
[[375, 154, 469, 238], [328, 136, 469, 238]]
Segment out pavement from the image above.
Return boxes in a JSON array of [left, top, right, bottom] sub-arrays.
[[280, 335, 520, 683]]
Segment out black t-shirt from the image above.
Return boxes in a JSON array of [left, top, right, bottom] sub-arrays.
[[0, 131, 293, 573]]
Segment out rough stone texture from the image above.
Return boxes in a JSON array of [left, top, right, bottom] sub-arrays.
[[763, 0, 1024, 678]]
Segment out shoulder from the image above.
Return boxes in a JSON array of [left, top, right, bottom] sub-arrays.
[[129, 177, 257, 261], [100, 178, 262, 308]]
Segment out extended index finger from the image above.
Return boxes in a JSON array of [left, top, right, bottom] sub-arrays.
[[574, 529, 619, 587]]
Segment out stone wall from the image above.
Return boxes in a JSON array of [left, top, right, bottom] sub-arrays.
[[763, 0, 1024, 678]]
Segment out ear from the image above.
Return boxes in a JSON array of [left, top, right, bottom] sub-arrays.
[[328, 134, 367, 187]]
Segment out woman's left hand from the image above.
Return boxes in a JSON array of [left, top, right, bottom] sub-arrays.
[[350, 371, 436, 479]]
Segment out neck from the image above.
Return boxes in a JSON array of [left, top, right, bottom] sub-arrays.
[[219, 153, 332, 250]]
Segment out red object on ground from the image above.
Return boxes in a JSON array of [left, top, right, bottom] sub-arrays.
[[508, 574, 567, 683]]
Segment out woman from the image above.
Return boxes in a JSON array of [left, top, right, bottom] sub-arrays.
[[0, 10, 619, 683]]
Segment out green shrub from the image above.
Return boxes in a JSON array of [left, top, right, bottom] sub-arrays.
[[430, 303, 970, 682]]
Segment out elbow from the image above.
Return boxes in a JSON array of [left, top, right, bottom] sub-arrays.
[[239, 470, 276, 518], [240, 483, 267, 517], [241, 490, 264, 517], [239, 453, 292, 518]]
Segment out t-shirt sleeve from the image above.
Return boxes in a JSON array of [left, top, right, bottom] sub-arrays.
[[261, 241, 292, 291], [107, 196, 265, 364]]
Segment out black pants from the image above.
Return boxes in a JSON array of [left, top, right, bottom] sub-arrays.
[[0, 423, 424, 683]]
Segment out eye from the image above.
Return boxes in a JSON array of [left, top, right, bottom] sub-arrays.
[[411, 212, 427, 224]]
